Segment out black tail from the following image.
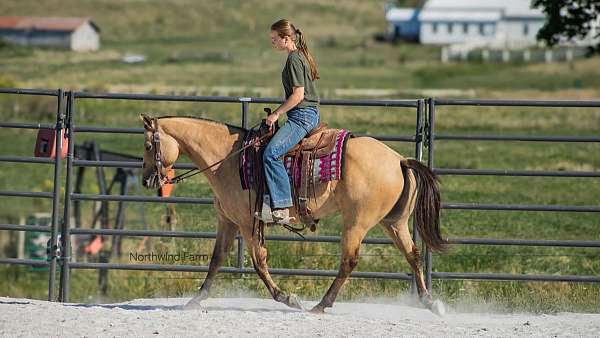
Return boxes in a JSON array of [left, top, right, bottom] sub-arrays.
[[402, 159, 446, 252]]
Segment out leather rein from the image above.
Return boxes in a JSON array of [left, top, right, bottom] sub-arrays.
[[150, 117, 271, 186]]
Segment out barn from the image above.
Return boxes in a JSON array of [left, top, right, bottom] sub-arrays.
[[0, 16, 100, 52], [385, 0, 545, 47]]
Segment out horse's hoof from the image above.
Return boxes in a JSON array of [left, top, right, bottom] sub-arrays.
[[309, 304, 326, 314], [420, 294, 433, 307], [183, 295, 206, 310], [287, 293, 304, 311], [430, 300, 446, 317], [183, 300, 201, 310]]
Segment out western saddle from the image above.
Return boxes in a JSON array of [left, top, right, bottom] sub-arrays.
[[285, 122, 336, 158]]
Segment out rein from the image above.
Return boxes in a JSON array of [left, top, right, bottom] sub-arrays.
[[150, 118, 269, 185]]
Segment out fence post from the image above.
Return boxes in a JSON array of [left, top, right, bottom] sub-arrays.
[[523, 49, 531, 63], [502, 50, 510, 63], [238, 98, 250, 271], [566, 49, 573, 62], [48, 88, 64, 301], [59, 91, 75, 302], [441, 47, 449, 63], [482, 49, 490, 62], [411, 99, 425, 295], [425, 98, 436, 292], [545, 49, 553, 63]]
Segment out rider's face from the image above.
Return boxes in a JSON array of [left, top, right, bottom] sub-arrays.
[[270, 30, 288, 51]]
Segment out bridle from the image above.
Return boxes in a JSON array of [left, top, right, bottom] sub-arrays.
[[148, 118, 168, 186], [147, 117, 273, 186]]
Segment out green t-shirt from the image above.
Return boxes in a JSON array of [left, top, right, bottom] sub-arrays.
[[282, 50, 319, 108]]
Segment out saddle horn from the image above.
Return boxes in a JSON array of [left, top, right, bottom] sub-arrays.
[[260, 107, 279, 136]]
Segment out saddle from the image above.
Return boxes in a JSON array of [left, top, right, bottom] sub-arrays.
[[285, 122, 336, 158], [244, 108, 347, 242]]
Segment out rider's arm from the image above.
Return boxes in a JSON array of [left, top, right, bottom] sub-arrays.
[[266, 86, 304, 126]]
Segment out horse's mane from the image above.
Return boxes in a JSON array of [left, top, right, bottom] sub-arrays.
[[157, 115, 247, 132]]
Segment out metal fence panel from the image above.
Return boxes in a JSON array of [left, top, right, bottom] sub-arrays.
[[0, 88, 598, 303]]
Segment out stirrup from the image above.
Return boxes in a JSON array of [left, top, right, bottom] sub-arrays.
[[254, 194, 274, 223], [271, 209, 296, 225], [254, 211, 273, 223], [253, 210, 296, 225]]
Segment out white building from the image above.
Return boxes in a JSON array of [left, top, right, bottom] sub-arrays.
[[386, 0, 546, 48], [0, 17, 100, 52]]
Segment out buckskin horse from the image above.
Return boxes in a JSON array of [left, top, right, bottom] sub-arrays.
[[139, 114, 446, 314]]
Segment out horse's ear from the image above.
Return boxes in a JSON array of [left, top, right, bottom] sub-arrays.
[[140, 113, 153, 131]]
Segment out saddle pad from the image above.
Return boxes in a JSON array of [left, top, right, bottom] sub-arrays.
[[240, 129, 352, 190]]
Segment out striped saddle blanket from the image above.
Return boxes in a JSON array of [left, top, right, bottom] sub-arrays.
[[240, 129, 352, 191]]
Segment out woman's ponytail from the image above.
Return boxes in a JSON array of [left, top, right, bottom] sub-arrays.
[[294, 28, 320, 80], [271, 19, 320, 81]]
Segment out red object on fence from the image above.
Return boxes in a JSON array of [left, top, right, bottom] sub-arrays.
[[34, 129, 68, 159], [159, 168, 175, 197], [84, 235, 104, 255]]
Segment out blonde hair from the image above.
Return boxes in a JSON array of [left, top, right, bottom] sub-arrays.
[[271, 19, 320, 80]]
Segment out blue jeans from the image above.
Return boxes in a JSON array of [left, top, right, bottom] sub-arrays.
[[263, 106, 320, 209]]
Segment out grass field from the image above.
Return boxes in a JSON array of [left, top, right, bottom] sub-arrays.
[[0, 0, 599, 313]]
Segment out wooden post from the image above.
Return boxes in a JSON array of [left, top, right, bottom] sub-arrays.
[[502, 49, 510, 63], [545, 49, 553, 63], [482, 49, 489, 61], [523, 49, 530, 62], [566, 49, 573, 62], [441, 46, 448, 63]]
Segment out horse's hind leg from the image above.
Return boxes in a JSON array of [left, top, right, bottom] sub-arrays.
[[184, 200, 237, 309], [381, 220, 432, 305], [311, 223, 370, 313], [382, 220, 447, 316], [380, 165, 432, 306]]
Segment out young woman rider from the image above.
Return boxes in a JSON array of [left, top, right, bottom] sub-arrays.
[[260, 19, 321, 224]]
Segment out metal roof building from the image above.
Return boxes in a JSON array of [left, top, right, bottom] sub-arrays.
[[0, 17, 100, 52], [386, 0, 546, 47]]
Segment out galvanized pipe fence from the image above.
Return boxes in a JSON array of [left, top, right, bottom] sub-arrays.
[[0, 87, 599, 303]]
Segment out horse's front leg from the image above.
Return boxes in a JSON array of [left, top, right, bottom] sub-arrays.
[[240, 225, 304, 310], [184, 200, 238, 310]]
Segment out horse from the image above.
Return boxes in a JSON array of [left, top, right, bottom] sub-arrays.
[[139, 114, 446, 314]]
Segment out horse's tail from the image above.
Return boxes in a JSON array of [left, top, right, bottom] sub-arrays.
[[401, 159, 446, 252]]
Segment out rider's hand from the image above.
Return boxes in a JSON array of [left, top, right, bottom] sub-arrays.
[[265, 112, 280, 129]]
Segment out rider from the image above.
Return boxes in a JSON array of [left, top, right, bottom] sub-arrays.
[[261, 19, 321, 224]]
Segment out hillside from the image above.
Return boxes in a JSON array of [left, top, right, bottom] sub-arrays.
[[1, 0, 600, 95]]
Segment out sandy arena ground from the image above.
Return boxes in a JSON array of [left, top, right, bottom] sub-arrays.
[[1, 296, 599, 337]]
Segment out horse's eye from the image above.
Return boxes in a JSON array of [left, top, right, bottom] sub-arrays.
[[145, 142, 152, 151]]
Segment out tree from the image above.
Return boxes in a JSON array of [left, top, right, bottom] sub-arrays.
[[533, 0, 600, 55]]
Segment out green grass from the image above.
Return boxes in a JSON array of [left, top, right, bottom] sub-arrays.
[[0, 0, 599, 313]]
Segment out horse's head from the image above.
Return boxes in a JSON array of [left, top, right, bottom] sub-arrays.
[[140, 114, 180, 189]]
